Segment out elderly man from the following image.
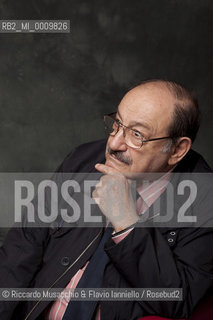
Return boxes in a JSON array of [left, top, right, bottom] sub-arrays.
[[0, 79, 213, 320]]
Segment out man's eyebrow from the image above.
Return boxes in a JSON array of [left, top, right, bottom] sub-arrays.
[[117, 109, 152, 131]]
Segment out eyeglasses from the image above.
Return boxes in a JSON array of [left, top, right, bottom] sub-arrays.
[[104, 112, 171, 149]]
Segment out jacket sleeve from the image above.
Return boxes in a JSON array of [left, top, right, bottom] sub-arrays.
[[104, 225, 213, 319], [0, 226, 50, 320]]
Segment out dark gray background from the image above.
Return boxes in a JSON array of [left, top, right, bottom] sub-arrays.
[[0, 0, 213, 171]]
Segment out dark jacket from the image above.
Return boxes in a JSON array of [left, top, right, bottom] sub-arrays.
[[0, 139, 213, 320]]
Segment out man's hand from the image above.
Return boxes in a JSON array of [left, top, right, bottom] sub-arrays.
[[92, 163, 139, 232]]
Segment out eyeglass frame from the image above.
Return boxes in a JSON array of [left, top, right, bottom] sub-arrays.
[[104, 112, 173, 149]]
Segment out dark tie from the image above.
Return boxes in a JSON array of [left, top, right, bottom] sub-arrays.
[[62, 227, 112, 320]]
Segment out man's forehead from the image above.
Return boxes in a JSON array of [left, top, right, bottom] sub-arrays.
[[116, 84, 175, 134], [118, 83, 175, 116], [116, 108, 152, 131], [126, 82, 174, 102]]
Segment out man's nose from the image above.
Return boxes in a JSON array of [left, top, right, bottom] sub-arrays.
[[108, 128, 127, 151]]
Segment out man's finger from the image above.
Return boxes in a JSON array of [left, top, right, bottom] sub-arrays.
[[95, 163, 120, 175]]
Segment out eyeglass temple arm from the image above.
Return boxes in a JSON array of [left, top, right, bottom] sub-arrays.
[[144, 136, 171, 142]]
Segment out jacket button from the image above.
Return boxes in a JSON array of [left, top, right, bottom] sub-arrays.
[[61, 257, 70, 266], [170, 231, 176, 236], [168, 238, 174, 243]]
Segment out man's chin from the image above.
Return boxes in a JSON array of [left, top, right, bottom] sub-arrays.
[[104, 158, 135, 179], [105, 159, 145, 180]]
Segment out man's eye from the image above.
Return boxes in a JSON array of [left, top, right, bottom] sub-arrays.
[[132, 130, 142, 139]]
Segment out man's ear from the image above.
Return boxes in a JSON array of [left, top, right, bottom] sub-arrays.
[[168, 137, 192, 166]]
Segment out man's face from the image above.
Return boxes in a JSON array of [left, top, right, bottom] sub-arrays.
[[105, 84, 175, 178]]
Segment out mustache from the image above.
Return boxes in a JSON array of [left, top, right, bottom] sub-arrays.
[[108, 147, 132, 165]]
